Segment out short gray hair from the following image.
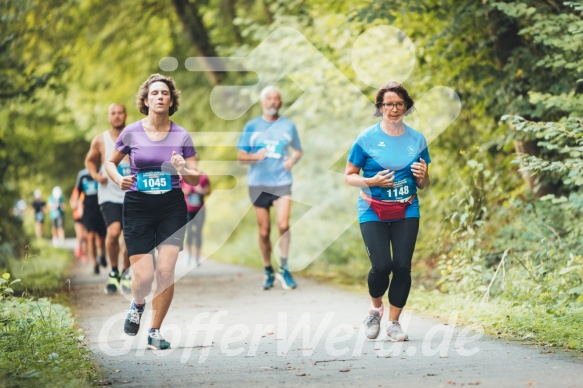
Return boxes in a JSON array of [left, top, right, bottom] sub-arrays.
[[260, 86, 282, 102]]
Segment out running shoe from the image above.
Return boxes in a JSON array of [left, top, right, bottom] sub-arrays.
[[104, 271, 120, 294], [74, 245, 82, 259], [99, 256, 107, 268], [147, 329, 171, 350], [262, 270, 275, 290], [120, 274, 132, 295], [124, 300, 144, 336], [93, 264, 100, 275], [386, 320, 409, 342], [276, 267, 297, 290], [363, 310, 382, 339]]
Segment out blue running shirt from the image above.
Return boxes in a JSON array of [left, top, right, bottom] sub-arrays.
[[237, 117, 302, 187], [348, 122, 431, 223]]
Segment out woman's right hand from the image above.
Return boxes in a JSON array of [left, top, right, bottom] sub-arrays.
[[118, 175, 136, 190], [367, 169, 394, 188]]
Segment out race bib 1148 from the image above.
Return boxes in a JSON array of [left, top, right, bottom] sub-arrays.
[[381, 177, 414, 201]]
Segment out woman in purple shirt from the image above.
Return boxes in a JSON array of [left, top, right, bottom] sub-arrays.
[[106, 74, 200, 350]]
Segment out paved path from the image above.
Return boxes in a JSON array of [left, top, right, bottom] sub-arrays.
[[69, 253, 583, 387]]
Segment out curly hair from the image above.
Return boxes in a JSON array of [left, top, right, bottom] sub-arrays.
[[374, 81, 415, 117], [136, 74, 181, 116]]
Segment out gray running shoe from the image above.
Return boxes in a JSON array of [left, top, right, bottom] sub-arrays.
[[386, 320, 409, 342], [363, 310, 382, 339]]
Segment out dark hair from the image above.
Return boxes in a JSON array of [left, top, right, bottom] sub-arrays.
[[136, 74, 181, 116], [374, 81, 415, 117]]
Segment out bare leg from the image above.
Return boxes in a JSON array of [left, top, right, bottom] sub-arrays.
[[273, 196, 291, 260], [35, 222, 43, 239], [388, 304, 403, 321], [105, 222, 121, 269], [150, 245, 180, 328], [120, 233, 130, 273], [253, 207, 272, 267], [371, 296, 383, 310], [86, 231, 98, 267], [129, 253, 155, 305]]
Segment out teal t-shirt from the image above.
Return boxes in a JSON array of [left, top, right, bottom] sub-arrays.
[[237, 117, 302, 187], [347, 122, 431, 223]]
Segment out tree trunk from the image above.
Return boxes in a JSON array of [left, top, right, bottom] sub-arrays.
[[171, 0, 224, 86], [223, 0, 242, 44], [261, 0, 274, 24]]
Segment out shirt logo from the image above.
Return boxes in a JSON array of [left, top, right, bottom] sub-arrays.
[[378, 141, 386, 147], [407, 145, 416, 155]]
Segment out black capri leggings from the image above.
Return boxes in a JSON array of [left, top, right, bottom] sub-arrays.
[[360, 218, 419, 308]]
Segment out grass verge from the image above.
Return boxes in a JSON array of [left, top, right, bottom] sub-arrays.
[[0, 244, 99, 387], [408, 289, 583, 352]]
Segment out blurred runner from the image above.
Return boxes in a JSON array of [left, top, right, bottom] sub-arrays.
[[32, 189, 46, 239], [86, 103, 132, 294], [180, 172, 210, 266], [69, 184, 88, 261], [237, 86, 302, 290], [48, 186, 65, 247], [73, 168, 107, 275]]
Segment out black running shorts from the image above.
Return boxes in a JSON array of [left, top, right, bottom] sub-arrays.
[[248, 185, 292, 208], [122, 189, 187, 257], [82, 201, 107, 237], [100, 202, 123, 227]]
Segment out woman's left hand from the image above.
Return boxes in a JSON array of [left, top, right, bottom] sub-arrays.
[[171, 151, 186, 173], [411, 158, 428, 180]]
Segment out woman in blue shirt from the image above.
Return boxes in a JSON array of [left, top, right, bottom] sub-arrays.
[[345, 82, 431, 341]]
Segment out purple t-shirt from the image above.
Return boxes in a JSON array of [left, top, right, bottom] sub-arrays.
[[115, 120, 197, 192]]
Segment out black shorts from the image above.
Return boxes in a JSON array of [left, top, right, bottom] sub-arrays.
[[249, 185, 292, 208], [82, 202, 107, 237], [123, 189, 187, 257], [100, 202, 123, 227], [52, 217, 64, 229]]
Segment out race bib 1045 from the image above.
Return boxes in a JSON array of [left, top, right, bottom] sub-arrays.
[[136, 171, 172, 194]]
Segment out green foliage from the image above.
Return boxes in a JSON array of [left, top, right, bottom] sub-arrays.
[[0, 250, 97, 386], [0, 273, 21, 300], [5, 246, 74, 297], [0, 297, 98, 387], [505, 116, 583, 188]]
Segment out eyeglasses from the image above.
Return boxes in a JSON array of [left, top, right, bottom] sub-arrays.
[[381, 102, 405, 110]]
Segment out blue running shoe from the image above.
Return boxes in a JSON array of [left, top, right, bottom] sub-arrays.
[[262, 270, 275, 290], [276, 267, 297, 290], [147, 329, 171, 350]]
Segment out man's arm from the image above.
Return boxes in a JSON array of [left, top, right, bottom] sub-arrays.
[[283, 148, 302, 171], [85, 135, 107, 184], [237, 148, 266, 164]]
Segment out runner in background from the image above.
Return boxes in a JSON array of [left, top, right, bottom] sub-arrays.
[[69, 184, 88, 261], [237, 86, 303, 290], [86, 103, 132, 294], [73, 168, 107, 275], [48, 186, 66, 247], [179, 172, 210, 266], [32, 189, 46, 239]]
